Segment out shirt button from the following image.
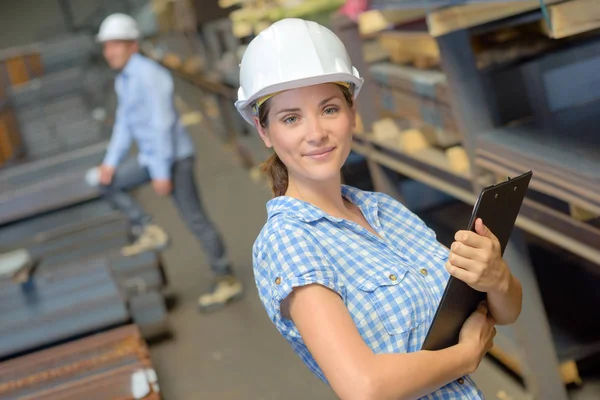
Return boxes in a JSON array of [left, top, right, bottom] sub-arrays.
[[275, 277, 281, 285], [419, 268, 428, 276], [457, 378, 465, 385], [389, 274, 397, 281]]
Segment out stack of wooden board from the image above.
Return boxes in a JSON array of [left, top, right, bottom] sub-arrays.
[[476, 101, 600, 217], [366, 61, 469, 178], [369, 39, 462, 150], [370, 62, 461, 148], [0, 324, 161, 400]]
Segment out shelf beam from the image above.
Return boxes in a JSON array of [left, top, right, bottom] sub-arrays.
[[503, 229, 569, 400], [435, 29, 497, 192]]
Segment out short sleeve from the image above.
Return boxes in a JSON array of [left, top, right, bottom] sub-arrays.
[[253, 223, 345, 338]]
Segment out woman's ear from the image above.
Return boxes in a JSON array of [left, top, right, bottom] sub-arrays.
[[254, 117, 272, 148], [350, 103, 357, 130]]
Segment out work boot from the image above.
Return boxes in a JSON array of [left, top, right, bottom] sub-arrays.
[[198, 275, 244, 313], [121, 224, 169, 257]]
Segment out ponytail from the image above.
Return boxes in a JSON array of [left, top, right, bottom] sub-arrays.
[[260, 153, 288, 197]]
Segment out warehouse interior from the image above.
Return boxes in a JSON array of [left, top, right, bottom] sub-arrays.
[[1, 0, 600, 399]]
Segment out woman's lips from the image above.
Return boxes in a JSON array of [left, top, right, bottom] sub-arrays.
[[303, 146, 336, 159]]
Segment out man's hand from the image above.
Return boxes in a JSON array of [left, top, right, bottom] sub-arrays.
[[99, 164, 116, 186], [445, 218, 510, 294], [152, 179, 173, 196]]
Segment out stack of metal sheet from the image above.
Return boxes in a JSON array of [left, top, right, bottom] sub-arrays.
[[8, 67, 105, 159], [0, 142, 107, 225], [40, 34, 96, 75], [0, 199, 170, 356], [0, 256, 129, 359], [0, 324, 161, 400], [0, 200, 167, 298], [476, 101, 600, 214]]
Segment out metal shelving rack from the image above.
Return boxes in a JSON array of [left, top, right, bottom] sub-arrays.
[[331, 2, 600, 399]]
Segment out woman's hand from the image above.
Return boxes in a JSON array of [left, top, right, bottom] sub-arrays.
[[445, 218, 510, 294], [458, 301, 496, 373]]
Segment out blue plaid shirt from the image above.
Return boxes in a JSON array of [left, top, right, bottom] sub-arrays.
[[253, 185, 483, 399]]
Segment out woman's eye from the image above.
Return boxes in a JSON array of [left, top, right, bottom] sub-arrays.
[[283, 116, 298, 124], [324, 107, 338, 115]]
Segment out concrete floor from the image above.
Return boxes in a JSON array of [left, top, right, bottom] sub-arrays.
[[130, 78, 600, 400]]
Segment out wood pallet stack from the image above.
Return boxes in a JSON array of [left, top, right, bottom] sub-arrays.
[[224, 0, 346, 38], [356, 11, 470, 180]]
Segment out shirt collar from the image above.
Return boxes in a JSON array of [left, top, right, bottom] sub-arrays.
[[266, 185, 379, 224], [120, 52, 142, 78]]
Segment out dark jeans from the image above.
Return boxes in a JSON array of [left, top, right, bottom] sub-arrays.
[[100, 156, 232, 276]]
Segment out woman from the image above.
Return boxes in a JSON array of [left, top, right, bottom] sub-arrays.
[[236, 18, 523, 400]]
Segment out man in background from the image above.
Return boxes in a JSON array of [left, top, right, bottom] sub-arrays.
[[95, 13, 243, 313]]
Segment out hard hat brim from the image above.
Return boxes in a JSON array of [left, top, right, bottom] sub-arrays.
[[96, 33, 140, 43]]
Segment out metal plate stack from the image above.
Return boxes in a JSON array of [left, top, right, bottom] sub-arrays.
[[476, 100, 600, 215], [8, 67, 105, 160], [0, 200, 170, 358], [0, 142, 107, 225], [0, 324, 161, 400], [39, 34, 96, 75]]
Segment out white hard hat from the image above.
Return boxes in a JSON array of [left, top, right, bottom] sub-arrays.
[[235, 18, 364, 125], [97, 13, 140, 42]]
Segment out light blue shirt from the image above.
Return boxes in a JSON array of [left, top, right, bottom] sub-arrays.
[[253, 185, 483, 399], [103, 53, 194, 180]]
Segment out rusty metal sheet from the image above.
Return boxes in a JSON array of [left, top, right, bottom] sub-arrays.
[[0, 324, 161, 400]]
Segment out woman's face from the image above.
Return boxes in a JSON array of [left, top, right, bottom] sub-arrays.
[[256, 83, 356, 187]]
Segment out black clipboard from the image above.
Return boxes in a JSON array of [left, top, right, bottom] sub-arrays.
[[421, 171, 533, 351]]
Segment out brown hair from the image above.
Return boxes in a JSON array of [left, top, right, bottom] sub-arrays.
[[258, 84, 355, 197]]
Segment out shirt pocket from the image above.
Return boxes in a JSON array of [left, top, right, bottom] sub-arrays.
[[356, 268, 428, 337]]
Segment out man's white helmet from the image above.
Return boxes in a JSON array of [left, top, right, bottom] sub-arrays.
[[235, 18, 364, 125], [97, 13, 140, 42]]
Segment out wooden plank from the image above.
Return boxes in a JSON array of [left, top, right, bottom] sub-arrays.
[[376, 85, 461, 146], [358, 9, 426, 36], [378, 30, 440, 67], [427, 0, 562, 37], [490, 343, 582, 386], [4, 57, 29, 86], [546, 0, 600, 39]]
